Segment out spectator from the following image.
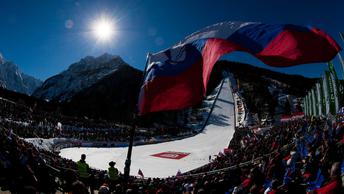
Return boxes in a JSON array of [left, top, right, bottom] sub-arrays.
[[314, 162, 342, 194], [70, 181, 89, 194], [76, 154, 93, 194], [108, 161, 119, 191], [98, 181, 110, 194]]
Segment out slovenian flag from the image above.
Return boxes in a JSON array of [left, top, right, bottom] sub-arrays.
[[139, 21, 341, 115]]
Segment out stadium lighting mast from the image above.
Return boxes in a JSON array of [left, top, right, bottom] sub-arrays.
[[123, 52, 151, 186]]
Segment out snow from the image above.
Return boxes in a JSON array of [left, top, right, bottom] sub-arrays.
[[33, 53, 127, 101], [0, 53, 42, 95], [25, 138, 74, 151], [59, 77, 235, 178]]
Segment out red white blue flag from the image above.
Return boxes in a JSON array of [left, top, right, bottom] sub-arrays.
[[139, 22, 341, 115]]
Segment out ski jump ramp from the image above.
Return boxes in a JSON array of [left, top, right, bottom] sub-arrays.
[[60, 77, 235, 178]]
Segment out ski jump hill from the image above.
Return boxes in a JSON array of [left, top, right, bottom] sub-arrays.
[[59, 76, 235, 178]]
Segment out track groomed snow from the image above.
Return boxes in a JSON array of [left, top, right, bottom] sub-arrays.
[[59, 77, 235, 178]]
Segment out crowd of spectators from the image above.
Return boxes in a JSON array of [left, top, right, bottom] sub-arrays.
[[0, 125, 110, 193], [0, 126, 58, 193], [0, 98, 196, 143], [126, 117, 344, 194], [2, 115, 343, 194], [1, 96, 344, 193]]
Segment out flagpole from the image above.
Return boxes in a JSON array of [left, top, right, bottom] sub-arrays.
[[123, 52, 151, 188]]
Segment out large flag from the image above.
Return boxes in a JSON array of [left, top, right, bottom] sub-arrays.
[[304, 96, 308, 116], [306, 93, 310, 116], [325, 71, 336, 114], [322, 73, 330, 115], [319, 80, 326, 116], [314, 87, 319, 116], [316, 83, 322, 116], [303, 98, 306, 116], [308, 92, 312, 116], [309, 91, 314, 116], [139, 22, 341, 114], [328, 61, 342, 109], [308, 91, 313, 116], [311, 88, 317, 116]]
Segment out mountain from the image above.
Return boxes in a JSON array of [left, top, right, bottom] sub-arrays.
[[32, 53, 129, 102], [0, 53, 42, 95], [62, 64, 143, 121], [60, 59, 316, 123], [209, 60, 317, 97], [0, 52, 316, 124]]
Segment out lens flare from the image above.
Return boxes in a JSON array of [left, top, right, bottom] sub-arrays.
[[92, 17, 116, 42]]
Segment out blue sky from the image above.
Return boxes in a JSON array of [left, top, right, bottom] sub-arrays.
[[0, 0, 343, 80]]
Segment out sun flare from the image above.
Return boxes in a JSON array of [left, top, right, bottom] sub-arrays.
[[92, 17, 116, 42]]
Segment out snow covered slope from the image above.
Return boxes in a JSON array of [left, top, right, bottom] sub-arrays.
[[59, 77, 235, 178], [32, 53, 128, 102], [0, 53, 42, 95]]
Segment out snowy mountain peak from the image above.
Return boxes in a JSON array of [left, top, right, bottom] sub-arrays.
[[0, 53, 42, 95], [33, 53, 131, 102], [1, 61, 18, 72], [69, 53, 125, 72], [97, 52, 118, 62], [80, 53, 119, 64]]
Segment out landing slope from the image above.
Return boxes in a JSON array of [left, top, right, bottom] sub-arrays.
[[60, 77, 235, 178]]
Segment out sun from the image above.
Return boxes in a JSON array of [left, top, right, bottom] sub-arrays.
[[92, 17, 116, 42]]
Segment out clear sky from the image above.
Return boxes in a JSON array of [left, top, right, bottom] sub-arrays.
[[0, 0, 343, 80]]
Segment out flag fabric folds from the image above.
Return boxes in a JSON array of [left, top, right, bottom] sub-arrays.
[[139, 21, 341, 115]]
